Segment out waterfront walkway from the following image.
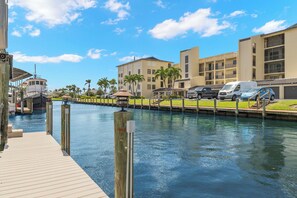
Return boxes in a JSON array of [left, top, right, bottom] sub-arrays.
[[0, 132, 108, 198]]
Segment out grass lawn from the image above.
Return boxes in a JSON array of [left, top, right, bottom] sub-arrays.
[[266, 100, 297, 111]]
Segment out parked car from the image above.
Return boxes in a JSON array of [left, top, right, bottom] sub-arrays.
[[240, 87, 275, 101], [187, 87, 218, 100], [218, 81, 257, 101]]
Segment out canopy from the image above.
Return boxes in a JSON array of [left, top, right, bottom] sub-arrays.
[[10, 67, 32, 82]]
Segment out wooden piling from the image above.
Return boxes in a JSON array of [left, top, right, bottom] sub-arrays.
[[182, 98, 185, 112], [27, 98, 33, 114], [0, 61, 9, 150], [114, 111, 133, 198], [141, 98, 143, 109], [235, 98, 239, 116], [213, 98, 217, 114], [196, 98, 199, 113], [134, 98, 136, 109], [46, 101, 53, 135], [262, 99, 266, 118], [149, 98, 151, 110], [170, 98, 172, 111], [61, 104, 71, 155]]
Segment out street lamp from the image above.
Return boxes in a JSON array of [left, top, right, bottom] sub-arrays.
[[113, 89, 133, 112]]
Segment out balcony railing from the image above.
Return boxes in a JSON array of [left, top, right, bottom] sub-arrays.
[[225, 64, 236, 68], [205, 76, 214, 80], [205, 66, 214, 71], [215, 75, 224, 79], [215, 65, 224, 70], [225, 74, 236, 78]]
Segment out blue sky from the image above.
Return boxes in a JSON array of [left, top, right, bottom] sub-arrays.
[[6, 0, 297, 90]]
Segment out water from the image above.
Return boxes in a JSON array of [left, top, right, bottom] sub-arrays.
[[9, 102, 297, 198]]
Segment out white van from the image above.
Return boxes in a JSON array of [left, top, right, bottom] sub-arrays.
[[218, 81, 257, 101]]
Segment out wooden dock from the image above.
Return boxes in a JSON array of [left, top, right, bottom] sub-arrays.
[[0, 132, 108, 198]]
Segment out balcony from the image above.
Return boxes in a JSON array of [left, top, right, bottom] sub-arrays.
[[205, 76, 214, 80], [215, 65, 224, 70], [215, 75, 224, 79], [205, 66, 214, 71], [225, 63, 236, 68], [225, 74, 236, 78]]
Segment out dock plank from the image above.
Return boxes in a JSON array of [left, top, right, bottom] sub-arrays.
[[0, 132, 109, 198]]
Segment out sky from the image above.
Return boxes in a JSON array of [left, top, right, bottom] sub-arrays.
[[6, 0, 297, 90]]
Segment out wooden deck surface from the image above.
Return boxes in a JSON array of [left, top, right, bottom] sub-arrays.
[[0, 132, 108, 198]]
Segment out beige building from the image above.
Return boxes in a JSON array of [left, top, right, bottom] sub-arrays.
[[117, 57, 172, 98], [238, 23, 297, 81], [174, 47, 238, 90]]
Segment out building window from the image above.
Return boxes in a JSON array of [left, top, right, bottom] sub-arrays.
[[185, 64, 188, 72], [152, 77, 155, 82], [233, 60, 237, 65], [168, 63, 171, 67], [264, 34, 284, 48], [129, 71, 131, 75], [185, 55, 189, 63], [160, 82, 163, 88], [179, 82, 184, 88], [147, 84, 151, 90], [252, 43, 256, 53], [152, 69, 155, 74], [147, 77, 151, 82], [253, 56, 256, 66], [137, 84, 140, 90], [264, 61, 285, 74], [147, 69, 151, 74], [253, 68, 256, 79], [129, 85, 131, 90], [138, 69, 141, 74], [152, 85, 156, 90], [264, 46, 285, 61], [121, 73, 123, 77], [185, 74, 189, 78], [118, 74, 121, 77]]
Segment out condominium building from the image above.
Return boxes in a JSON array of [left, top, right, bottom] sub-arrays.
[[117, 57, 172, 98], [175, 47, 238, 90], [238, 23, 297, 81]]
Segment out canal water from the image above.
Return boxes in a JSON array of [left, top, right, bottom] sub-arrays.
[[9, 102, 297, 198]]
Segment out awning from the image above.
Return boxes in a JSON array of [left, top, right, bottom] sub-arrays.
[[10, 67, 32, 82]]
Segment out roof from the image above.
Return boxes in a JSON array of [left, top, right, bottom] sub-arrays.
[[10, 67, 32, 82], [117, 56, 172, 67]]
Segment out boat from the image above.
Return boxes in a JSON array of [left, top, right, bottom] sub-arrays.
[[19, 65, 48, 110]]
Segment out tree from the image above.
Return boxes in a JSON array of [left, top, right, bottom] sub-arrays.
[[166, 67, 182, 88], [124, 75, 134, 95], [109, 78, 117, 94], [154, 67, 168, 88], [133, 74, 145, 96], [85, 79, 91, 96], [97, 77, 110, 96]]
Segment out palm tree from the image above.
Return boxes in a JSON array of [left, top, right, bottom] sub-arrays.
[[97, 77, 110, 96], [124, 75, 135, 95], [154, 67, 168, 88], [133, 74, 145, 96], [109, 78, 117, 94], [82, 87, 86, 94], [166, 67, 182, 88], [85, 79, 91, 96]]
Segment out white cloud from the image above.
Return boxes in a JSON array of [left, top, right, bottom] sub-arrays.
[[119, 55, 149, 63], [114, 27, 126, 35], [252, 20, 287, 34], [12, 52, 83, 63], [11, 25, 41, 37], [110, 52, 117, 56], [87, 49, 104, 59], [8, 11, 17, 23], [12, 30, 22, 37], [149, 8, 231, 40], [154, 0, 165, 8], [135, 27, 143, 37], [9, 0, 96, 27], [228, 10, 245, 17], [251, 14, 258, 18], [102, 0, 130, 25]]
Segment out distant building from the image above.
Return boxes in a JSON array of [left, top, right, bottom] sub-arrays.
[[117, 24, 297, 99], [117, 57, 172, 98]]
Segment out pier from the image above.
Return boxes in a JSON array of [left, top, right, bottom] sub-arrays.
[[0, 132, 108, 198]]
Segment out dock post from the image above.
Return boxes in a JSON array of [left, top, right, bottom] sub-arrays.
[[27, 97, 33, 114], [213, 98, 217, 114], [170, 98, 172, 111], [134, 98, 136, 109], [182, 98, 185, 112], [149, 98, 151, 110], [262, 99, 266, 118], [235, 98, 239, 116], [141, 98, 143, 109], [46, 99, 53, 135], [0, 58, 10, 151], [196, 98, 199, 113], [158, 98, 160, 110], [61, 99, 71, 155]]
